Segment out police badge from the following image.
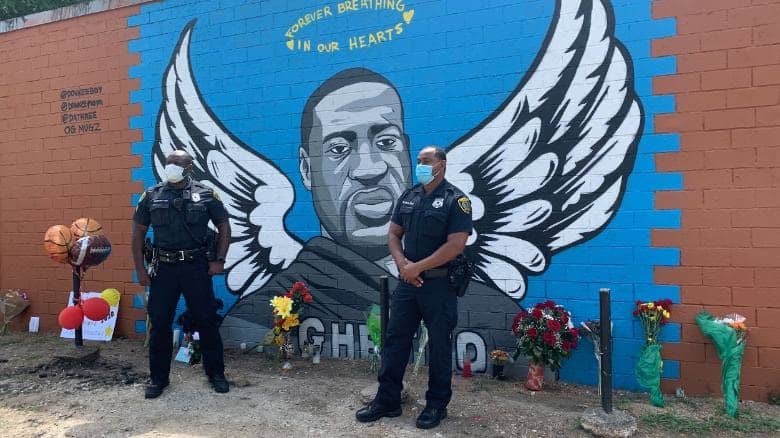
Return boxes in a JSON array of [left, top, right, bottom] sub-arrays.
[[457, 196, 471, 214]]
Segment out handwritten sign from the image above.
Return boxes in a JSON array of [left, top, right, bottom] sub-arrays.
[[60, 291, 119, 342], [60, 85, 104, 135], [284, 0, 415, 54]]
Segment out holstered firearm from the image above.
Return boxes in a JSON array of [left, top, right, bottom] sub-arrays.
[[448, 253, 475, 297], [143, 238, 159, 278], [203, 229, 218, 262]]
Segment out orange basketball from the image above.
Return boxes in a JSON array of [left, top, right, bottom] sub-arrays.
[[70, 217, 103, 239], [44, 225, 72, 264]]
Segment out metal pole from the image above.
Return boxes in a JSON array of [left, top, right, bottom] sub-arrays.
[[599, 288, 612, 413], [72, 267, 83, 347], [380, 276, 389, 351]]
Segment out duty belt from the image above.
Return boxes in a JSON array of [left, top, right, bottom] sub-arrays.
[[422, 267, 449, 279], [158, 247, 206, 263]]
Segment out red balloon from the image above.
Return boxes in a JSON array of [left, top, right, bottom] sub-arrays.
[[58, 306, 83, 330], [82, 297, 110, 321]]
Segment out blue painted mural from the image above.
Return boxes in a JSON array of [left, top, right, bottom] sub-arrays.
[[129, 0, 681, 389]]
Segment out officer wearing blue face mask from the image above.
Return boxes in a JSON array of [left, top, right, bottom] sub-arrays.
[[356, 146, 472, 430], [132, 150, 232, 399]]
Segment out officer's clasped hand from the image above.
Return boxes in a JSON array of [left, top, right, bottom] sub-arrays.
[[400, 261, 424, 287]]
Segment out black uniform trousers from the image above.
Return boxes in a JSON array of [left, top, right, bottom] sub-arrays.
[[147, 256, 224, 384], [375, 277, 457, 409]]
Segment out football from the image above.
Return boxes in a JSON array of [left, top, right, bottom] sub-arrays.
[[70, 217, 103, 239], [69, 234, 112, 269], [43, 225, 73, 264]]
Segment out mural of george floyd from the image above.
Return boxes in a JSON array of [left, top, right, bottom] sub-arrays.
[[1, 0, 779, 402]]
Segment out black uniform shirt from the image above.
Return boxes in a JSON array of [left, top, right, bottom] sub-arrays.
[[390, 179, 472, 263], [133, 179, 228, 250]]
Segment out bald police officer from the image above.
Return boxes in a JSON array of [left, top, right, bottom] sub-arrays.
[[132, 151, 232, 398], [356, 146, 471, 429]]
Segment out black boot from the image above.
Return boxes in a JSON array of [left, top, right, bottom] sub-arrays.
[[208, 374, 229, 393], [355, 401, 402, 423], [416, 406, 447, 429], [144, 381, 169, 399]]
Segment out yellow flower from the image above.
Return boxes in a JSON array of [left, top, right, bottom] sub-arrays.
[[647, 302, 655, 309], [270, 296, 293, 319], [663, 311, 671, 319], [282, 314, 300, 331]]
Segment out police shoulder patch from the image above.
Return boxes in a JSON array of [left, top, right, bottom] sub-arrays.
[[457, 196, 471, 214]]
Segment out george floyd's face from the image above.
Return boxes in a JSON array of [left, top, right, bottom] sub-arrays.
[[300, 82, 411, 260]]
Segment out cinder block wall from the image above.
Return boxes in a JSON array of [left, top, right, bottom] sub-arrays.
[[652, 0, 780, 402], [0, 2, 147, 336]]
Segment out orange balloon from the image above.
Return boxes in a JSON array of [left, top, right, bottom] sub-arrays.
[[43, 225, 72, 264], [70, 218, 103, 239], [82, 297, 110, 321], [58, 306, 83, 330]]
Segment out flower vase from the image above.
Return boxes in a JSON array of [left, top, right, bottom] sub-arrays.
[[281, 348, 293, 370], [491, 364, 505, 379], [525, 362, 544, 391]]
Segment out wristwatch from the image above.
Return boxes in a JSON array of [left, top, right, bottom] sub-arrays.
[[216, 257, 226, 263]]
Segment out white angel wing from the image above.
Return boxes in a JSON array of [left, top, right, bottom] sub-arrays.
[[447, 0, 643, 299], [152, 20, 303, 296]]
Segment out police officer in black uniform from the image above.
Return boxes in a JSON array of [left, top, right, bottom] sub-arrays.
[[356, 146, 471, 429], [132, 151, 232, 398]]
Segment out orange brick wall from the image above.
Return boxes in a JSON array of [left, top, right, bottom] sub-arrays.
[[652, 0, 780, 402], [0, 5, 144, 336]]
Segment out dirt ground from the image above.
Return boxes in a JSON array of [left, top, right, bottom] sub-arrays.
[[0, 333, 777, 437]]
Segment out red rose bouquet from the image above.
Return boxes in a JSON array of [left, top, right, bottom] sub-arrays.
[[512, 300, 580, 372]]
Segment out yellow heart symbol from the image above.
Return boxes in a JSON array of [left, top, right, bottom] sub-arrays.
[[403, 9, 414, 25], [286, 40, 294, 50]]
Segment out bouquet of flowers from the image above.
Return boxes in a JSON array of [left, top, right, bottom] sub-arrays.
[[633, 299, 673, 407], [489, 349, 510, 365], [266, 282, 312, 355], [512, 300, 580, 371], [696, 311, 748, 417], [0, 289, 30, 335]]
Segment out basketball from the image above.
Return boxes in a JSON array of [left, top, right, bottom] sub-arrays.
[[70, 217, 103, 239], [69, 234, 112, 269], [43, 225, 72, 264]]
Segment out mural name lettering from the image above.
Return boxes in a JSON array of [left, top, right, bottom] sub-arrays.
[[284, 0, 413, 53], [60, 85, 103, 135], [297, 317, 487, 371]]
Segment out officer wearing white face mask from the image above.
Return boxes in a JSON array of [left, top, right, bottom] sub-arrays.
[[357, 146, 472, 430], [132, 150, 232, 398]]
